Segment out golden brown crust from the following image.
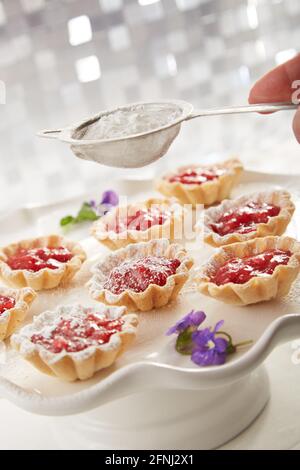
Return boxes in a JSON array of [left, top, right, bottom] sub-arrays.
[[0, 287, 36, 340], [155, 158, 243, 206], [196, 236, 300, 305], [91, 198, 185, 251], [88, 239, 194, 312], [11, 303, 138, 381], [0, 235, 86, 290], [204, 190, 295, 247]]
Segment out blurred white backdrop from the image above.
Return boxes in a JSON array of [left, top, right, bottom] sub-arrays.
[[0, 0, 300, 211]]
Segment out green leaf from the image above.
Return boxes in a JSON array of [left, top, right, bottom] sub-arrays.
[[175, 328, 194, 355], [59, 202, 100, 233], [75, 203, 99, 223], [60, 215, 75, 227]]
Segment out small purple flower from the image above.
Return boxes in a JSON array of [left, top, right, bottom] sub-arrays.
[[101, 190, 119, 207], [97, 190, 119, 216], [191, 320, 228, 366], [166, 309, 252, 367], [61, 190, 119, 230], [89, 191, 119, 211], [89, 190, 119, 217], [191, 337, 228, 366], [166, 310, 206, 336]]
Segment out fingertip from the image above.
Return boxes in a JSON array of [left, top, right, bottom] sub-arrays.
[[248, 75, 266, 104], [248, 89, 256, 105], [292, 107, 300, 143], [248, 83, 275, 114], [248, 56, 300, 105]]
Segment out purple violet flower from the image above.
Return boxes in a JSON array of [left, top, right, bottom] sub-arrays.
[[97, 190, 119, 216], [61, 190, 119, 230], [191, 320, 228, 366], [191, 337, 228, 366], [166, 310, 206, 336], [166, 310, 253, 367], [89, 190, 119, 217], [101, 190, 119, 207]]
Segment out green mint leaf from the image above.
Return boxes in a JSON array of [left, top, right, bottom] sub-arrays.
[[60, 215, 75, 227], [75, 202, 99, 223]]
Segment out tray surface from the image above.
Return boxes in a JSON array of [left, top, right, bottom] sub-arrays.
[[0, 170, 300, 402]]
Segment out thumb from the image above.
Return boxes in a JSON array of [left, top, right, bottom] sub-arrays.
[[293, 107, 300, 143]]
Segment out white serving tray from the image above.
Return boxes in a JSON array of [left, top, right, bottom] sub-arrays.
[[1, 170, 300, 449]]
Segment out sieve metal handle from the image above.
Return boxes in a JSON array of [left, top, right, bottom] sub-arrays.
[[186, 102, 299, 120]]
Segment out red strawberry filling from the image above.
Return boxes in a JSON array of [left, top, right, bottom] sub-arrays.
[[7, 247, 73, 272], [210, 202, 280, 236], [212, 249, 291, 286], [0, 295, 16, 315], [31, 313, 124, 353], [168, 167, 225, 185], [109, 208, 170, 233], [103, 256, 181, 294]]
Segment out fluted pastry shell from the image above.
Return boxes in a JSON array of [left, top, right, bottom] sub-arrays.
[[11, 303, 138, 382], [155, 158, 243, 206], [204, 190, 295, 247], [0, 235, 86, 291], [197, 236, 300, 305], [91, 197, 185, 250], [88, 238, 194, 312], [0, 287, 36, 340]]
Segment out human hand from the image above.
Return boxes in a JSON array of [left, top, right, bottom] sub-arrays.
[[248, 54, 300, 142]]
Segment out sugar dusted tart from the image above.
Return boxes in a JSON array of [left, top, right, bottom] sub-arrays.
[[88, 239, 194, 312], [197, 236, 300, 305], [0, 287, 36, 341], [156, 158, 243, 206], [204, 190, 295, 247], [0, 235, 86, 290], [91, 197, 185, 250], [11, 303, 138, 382]]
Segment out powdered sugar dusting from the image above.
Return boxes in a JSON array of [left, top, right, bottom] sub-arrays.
[[88, 239, 193, 304], [103, 256, 181, 294], [12, 303, 138, 363], [204, 190, 294, 245], [78, 103, 182, 141]]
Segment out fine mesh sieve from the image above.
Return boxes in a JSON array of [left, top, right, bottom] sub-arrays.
[[38, 100, 298, 169]]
